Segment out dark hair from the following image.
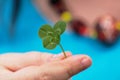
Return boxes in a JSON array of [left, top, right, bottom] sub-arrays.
[[10, 0, 21, 36]]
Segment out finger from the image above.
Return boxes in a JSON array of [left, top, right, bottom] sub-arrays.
[[49, 51, 72, 61], [61, 55, 92, 78], [49, 55, 92, 80], [13, 55, 91, 80], [0, 66, 13, 79], [0, 51, 71, 72]]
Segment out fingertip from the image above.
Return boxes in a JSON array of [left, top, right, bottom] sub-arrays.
[[80, 55, 92, 68], [65, 51, 72, 57], [70, 55, 92, 68], [50, 51, 72, 61], [61, 54, 92, 77]]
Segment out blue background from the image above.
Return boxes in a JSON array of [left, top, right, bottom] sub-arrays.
[[0, 0, 120, 80]]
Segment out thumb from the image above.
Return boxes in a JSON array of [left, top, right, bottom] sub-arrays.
[[49, 55, 92, 80], [13, 55, 92, 80]]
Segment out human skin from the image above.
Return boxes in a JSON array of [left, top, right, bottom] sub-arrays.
[[0, 51, 91, 80], [0, 1, 94, 80], [34, 0, 120, 42], [34, 0, 120, 27]]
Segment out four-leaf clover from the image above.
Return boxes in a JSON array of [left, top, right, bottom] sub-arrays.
[[38, 21, 67, 58]]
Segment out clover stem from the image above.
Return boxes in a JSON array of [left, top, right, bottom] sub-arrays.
[[59, 43, 67, 58]]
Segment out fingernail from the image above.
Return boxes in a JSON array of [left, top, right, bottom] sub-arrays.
[[52, 54, 62, 59], [81, 56, 91, 68], [65, 51, 72, 56], [65, 51, 72, 54], [49, 54, 63, 61]]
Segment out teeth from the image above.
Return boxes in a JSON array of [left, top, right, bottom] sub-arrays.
[[95, 15, 119, 45]]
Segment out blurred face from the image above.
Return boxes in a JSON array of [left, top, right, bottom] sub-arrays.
[[35, 0, 119, 43], [64, 0, 120, 25], [36, 0, 120, 25]]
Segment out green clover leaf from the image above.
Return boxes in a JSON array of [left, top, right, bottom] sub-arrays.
[[38, 24, 54, 39], [53, 21, 66, 35], [43, 35, 60, 49], [38, 21, 67, 58]]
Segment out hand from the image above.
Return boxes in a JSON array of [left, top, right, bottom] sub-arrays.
[[0, 51, 92, 80]]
